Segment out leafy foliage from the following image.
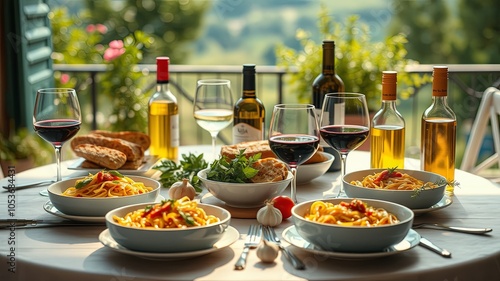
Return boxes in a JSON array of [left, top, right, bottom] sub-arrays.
[[276, 5, 430, 110], [0, 128, 52, 165], [207, 150, 261, 183], [152, 153, 208, 193]]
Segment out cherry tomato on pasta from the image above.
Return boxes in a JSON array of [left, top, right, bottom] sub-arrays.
[[272, 196, 294, 219]]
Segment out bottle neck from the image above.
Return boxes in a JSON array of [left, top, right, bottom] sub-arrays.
[[242, 72, 256, 98], [322, 46, 335, 75], [157, 81, 170, 92]]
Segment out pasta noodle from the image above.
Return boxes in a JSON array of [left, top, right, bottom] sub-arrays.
[[350, 169, 439, 191], [113, 196, 220, 229], [303, 199, 399, 227], [62, 170, 153, 197]]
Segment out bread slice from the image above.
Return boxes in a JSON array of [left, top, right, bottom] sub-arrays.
[[71, 134, 144, 161], [221, 140, 326, 164], [90, 130, 150, 151], [250, 158, 288, 183], [73, 144, 127, 170]]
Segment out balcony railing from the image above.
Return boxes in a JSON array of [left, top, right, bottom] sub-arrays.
[[53, 63, 500, 166]]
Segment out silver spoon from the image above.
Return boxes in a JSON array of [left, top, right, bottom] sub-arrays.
[[413, 223, 492, 234]]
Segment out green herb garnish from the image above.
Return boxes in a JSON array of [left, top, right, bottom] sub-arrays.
[[75, 177, 92, 189], [412, 179, 460, 198], [206, 149, 260, 183], [152, 153, 208, 193], [109, 170, 124, 177], [179, 210, 196, 226]]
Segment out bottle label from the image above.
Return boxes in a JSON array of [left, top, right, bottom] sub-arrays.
[[170, 114, 179, 147], [233, 122, 263, 143]]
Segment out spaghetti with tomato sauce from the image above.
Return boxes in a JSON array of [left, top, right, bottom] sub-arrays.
[[113, 196, 220, 229], [303, 199, 399, 226], [62, 170, 153, 197]]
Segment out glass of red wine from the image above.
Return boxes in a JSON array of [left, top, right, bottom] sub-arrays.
[[33, 88, 81, 196], [269, 104, 320, 203], [320, 93, 370, 198]]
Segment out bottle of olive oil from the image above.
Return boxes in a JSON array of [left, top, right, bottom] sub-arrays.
[[148, 57, 179, 160], [421, 66, 457, 195], [233, 64, 265, 143], [370, 71, 405, 169]]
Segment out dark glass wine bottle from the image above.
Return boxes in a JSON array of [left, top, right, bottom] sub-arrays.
[[312, 40, 344, 171], [233, 64, 265, 144], [421, 66, 457, 195]]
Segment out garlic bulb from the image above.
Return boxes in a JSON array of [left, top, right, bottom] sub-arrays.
[[256, 239, 279, 263], [256, 202, 282, 226], [168, 178, 196, 200]]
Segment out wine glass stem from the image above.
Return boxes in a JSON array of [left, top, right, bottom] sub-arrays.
[[290, 167, 297, 203], [54, 145, 62, 182], [338, 154, 348, 198], [210, 133, 218, 160]]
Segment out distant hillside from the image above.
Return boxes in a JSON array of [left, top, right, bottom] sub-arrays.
[[187, 0, 388, 65]]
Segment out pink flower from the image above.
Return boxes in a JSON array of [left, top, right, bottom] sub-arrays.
[[96, 24, 108, 34], [109, 40, 124, 49], [86, 24, 96, 33], [103, 40, 126, 61], [60, 73, 70, 84]]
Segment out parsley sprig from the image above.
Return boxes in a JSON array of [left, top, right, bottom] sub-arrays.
[[152, 153, 208, 193], [412, 179, 460, 198], [206, 150, 261, 183]]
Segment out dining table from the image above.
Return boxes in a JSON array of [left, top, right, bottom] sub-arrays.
[[1, 145, 499, 281]]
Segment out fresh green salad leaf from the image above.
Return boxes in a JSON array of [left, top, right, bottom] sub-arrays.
[[207, 150, 261, 183], [152, 153, 208, 193]]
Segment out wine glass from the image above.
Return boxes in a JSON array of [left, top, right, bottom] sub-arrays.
[[33, 88, 81, 196], [319, 93, 370, 197], [193, 79, 234, 159], [268, 104, 320, 203]]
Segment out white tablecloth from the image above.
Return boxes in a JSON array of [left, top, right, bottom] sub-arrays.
[[1, 148, 500, 281]]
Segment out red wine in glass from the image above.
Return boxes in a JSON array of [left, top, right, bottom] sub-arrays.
[[34, 119, 81, 145], [33, 88, 81, 196], [320, 125, 369, 155], [269, 134, 319, 166]]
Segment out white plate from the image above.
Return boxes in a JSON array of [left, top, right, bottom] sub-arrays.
[[67, 155, 160, 175], [413, 195, 452, 215], [43, 195, 165, 222], [99, 226, 239, 260], [296, 152, 334, 184], [282, 226, 420, 260]]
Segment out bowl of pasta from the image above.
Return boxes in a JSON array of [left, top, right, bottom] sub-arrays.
[[291, 198, 414, 252], [47, 170, 161, 216], [342, 168, 447, 209], [105, 197, 231, 252]]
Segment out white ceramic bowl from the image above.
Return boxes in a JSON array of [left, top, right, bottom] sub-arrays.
[[343, 169, 446, 209], [197, 168, 292, 208], [292, 198, 414, 252], [47, 175, 160, 216], [105, 202, 230, 252], [296, 152, 334, 184]]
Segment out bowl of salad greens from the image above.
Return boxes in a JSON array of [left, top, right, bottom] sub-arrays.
[[197, 152, 293, 208]]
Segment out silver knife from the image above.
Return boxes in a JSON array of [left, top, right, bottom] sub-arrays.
[[0, 219, 104, 229], [419, 237, 452, 258]]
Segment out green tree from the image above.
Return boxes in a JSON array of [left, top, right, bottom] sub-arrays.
[[388, 0, 500, 64], [84, 0, 211, 63]]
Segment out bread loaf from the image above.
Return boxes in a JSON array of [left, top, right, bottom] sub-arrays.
[[221, 140, 326, 164], [71, 134, 144, 161], [90, 130, 150, 151], [73, 144, 127, 170], [250, 158, 288, 183]]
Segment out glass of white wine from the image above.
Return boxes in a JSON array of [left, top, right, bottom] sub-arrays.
[[194, 79, 234, 159]]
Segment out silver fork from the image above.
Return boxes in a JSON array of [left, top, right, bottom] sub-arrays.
[[263, 225, 305, 270], [413, 223, 492, 234], [234, 224, 262, 270]]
